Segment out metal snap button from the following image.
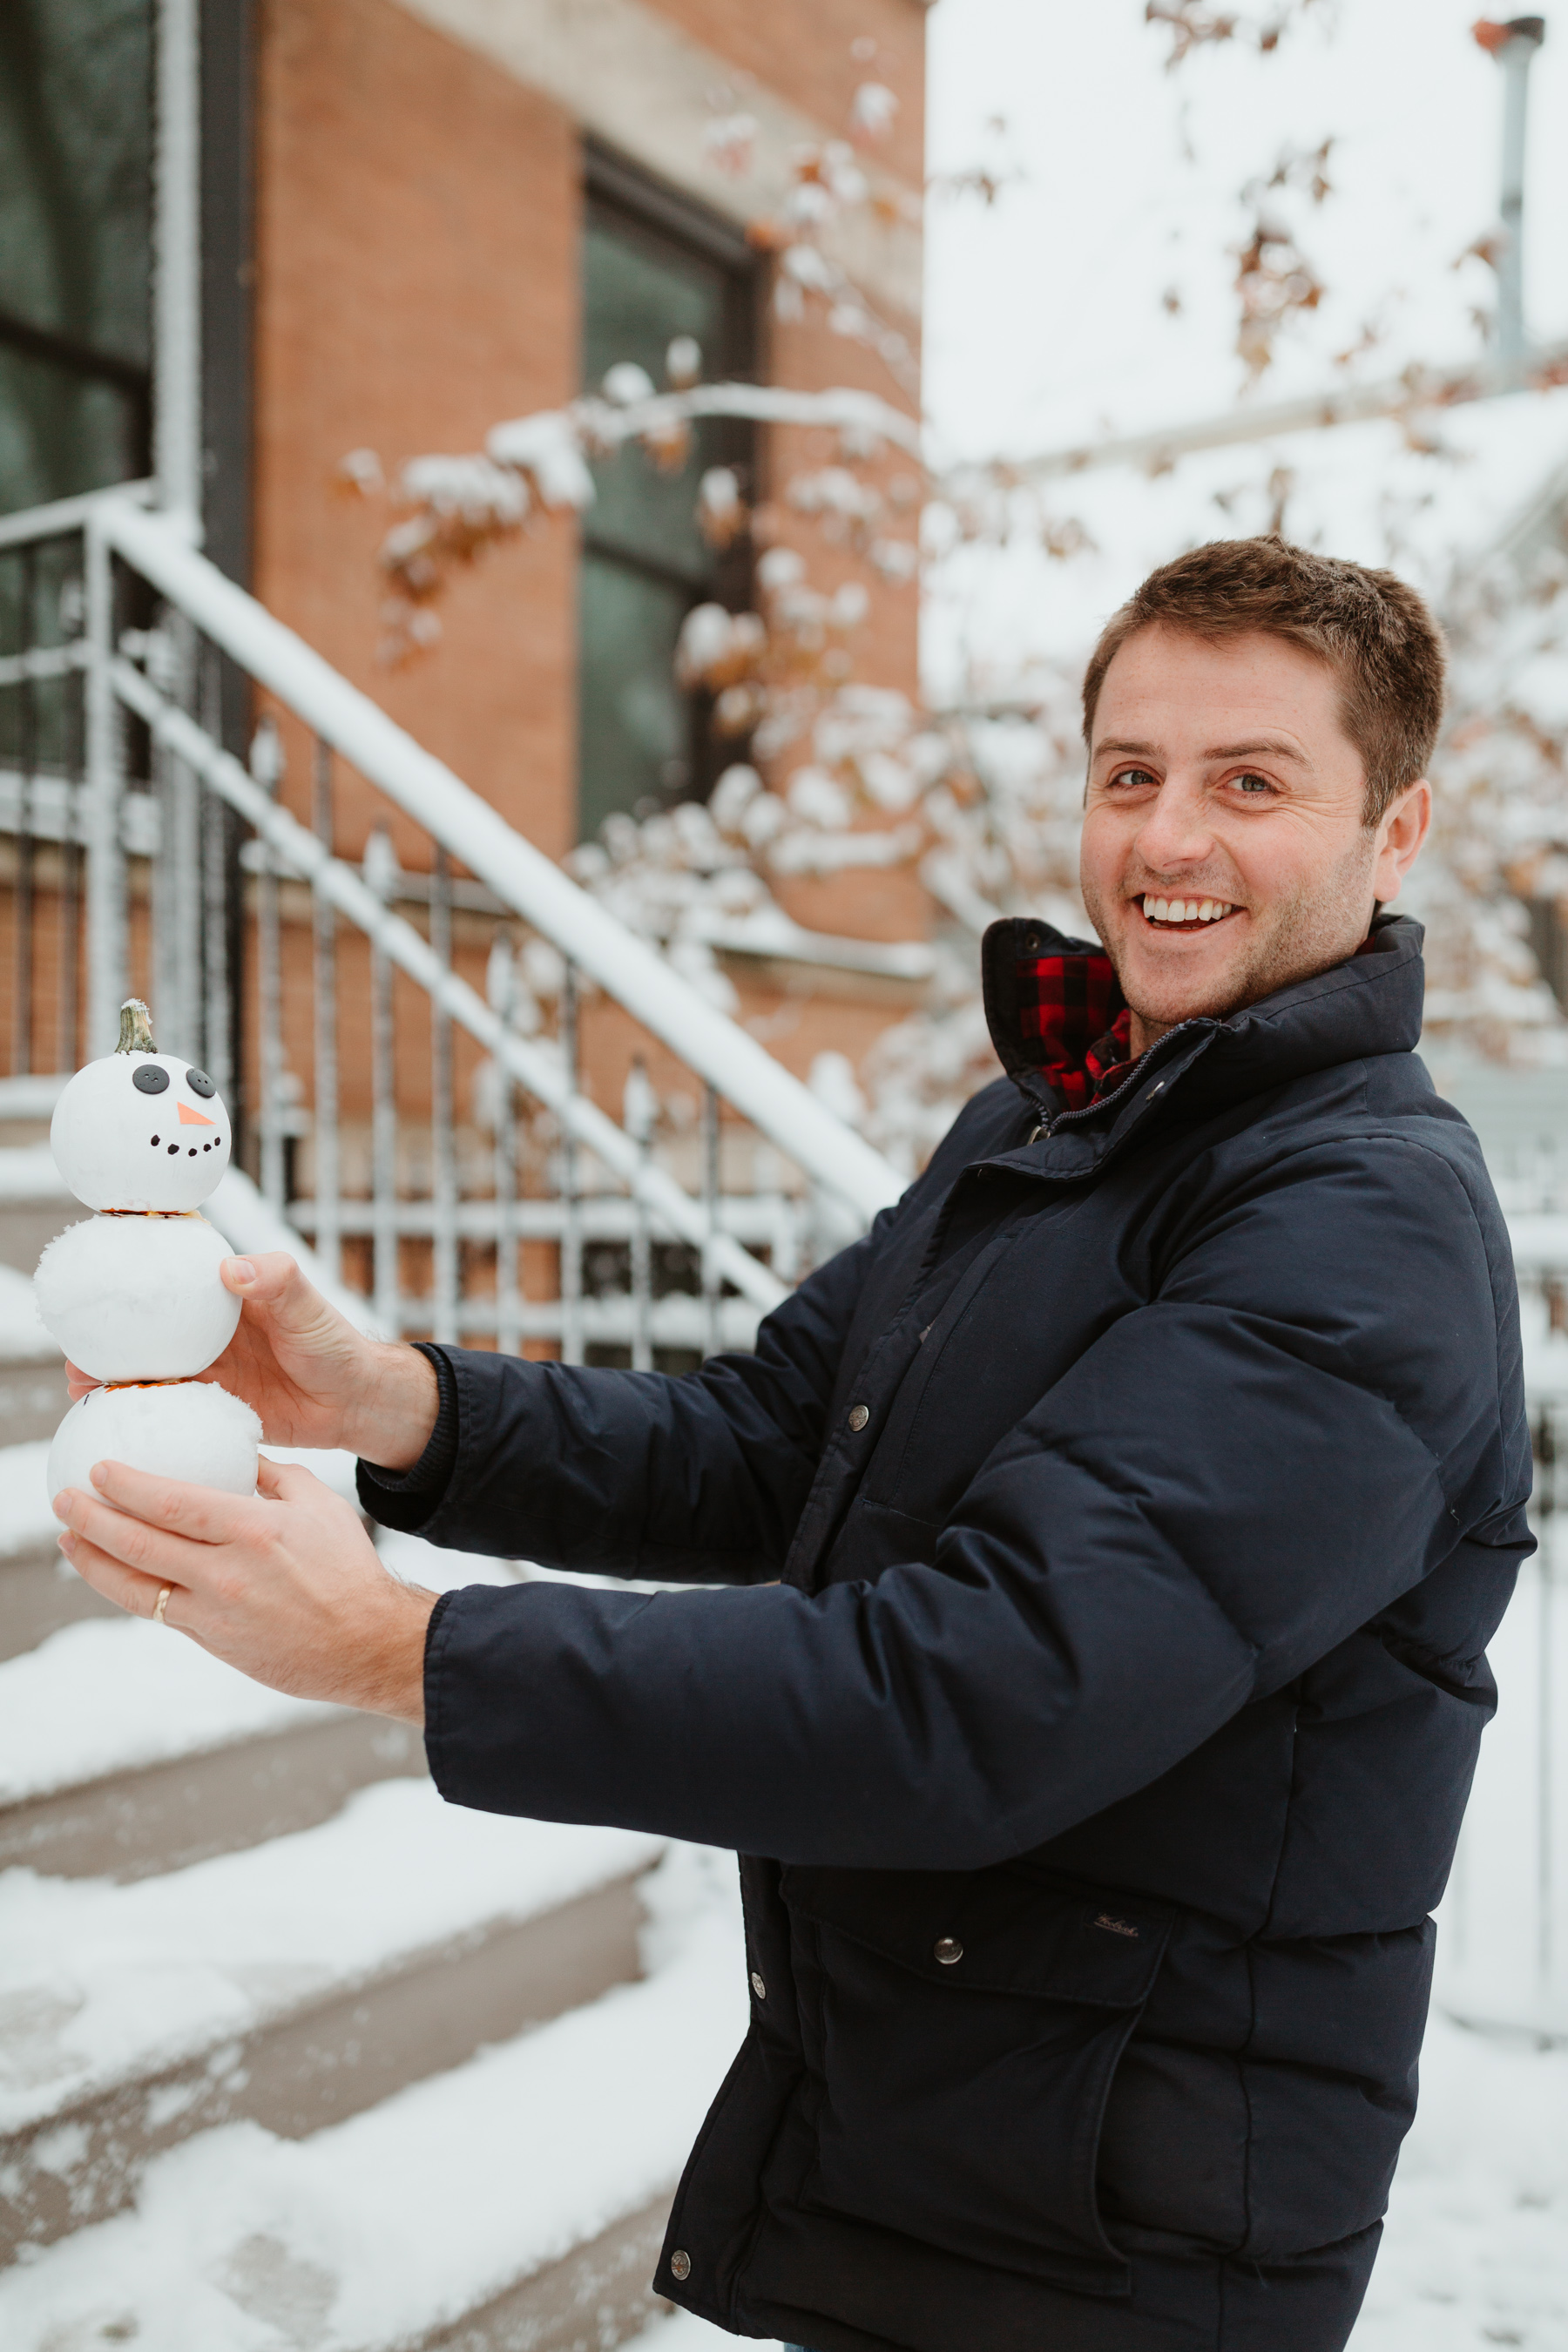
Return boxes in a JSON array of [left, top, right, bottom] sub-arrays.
[[670, 2249, 692, 2281], [934, 1936, 963, 1965], [751, 1970, 767, 2000], [848, 1403, 869, 1431]]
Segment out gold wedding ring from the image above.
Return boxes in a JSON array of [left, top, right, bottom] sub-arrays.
[[152, 1585, 172, 1626]]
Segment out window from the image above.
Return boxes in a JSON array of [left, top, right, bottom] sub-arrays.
[[0, 0, 153, 516], [578, 145, 756, 843]]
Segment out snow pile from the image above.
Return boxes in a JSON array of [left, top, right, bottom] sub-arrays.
[[0, 1844, 746, 2352]]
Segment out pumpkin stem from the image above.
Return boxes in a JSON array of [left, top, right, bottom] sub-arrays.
[[116, 998, 156, 1055]]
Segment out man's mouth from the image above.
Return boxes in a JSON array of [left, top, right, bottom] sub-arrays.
[[1137, 895, 1238, 931]]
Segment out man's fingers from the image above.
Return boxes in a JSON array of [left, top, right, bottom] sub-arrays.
[[58, 1528, 184, 1624], [84, 1458, 261, 1543], [64, 1361, 104, 1402], [53, 1484, 226, 1589]]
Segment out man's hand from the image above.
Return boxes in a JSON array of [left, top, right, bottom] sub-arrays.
[[54, 1456, 436, 1722], [64, 1252, 440, 1470]]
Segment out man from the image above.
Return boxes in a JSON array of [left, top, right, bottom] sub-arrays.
[[57, 538, 1531, 2352]]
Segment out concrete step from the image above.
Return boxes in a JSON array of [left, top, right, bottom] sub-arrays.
[[0, 1781, 659, 2254], [418, 2196, 672, 2352], [0, 1704, 426, 1881], [0, 1190, 73, 1275], [0, 1844, 745, 2351], [0, 1540, 121, 1661]]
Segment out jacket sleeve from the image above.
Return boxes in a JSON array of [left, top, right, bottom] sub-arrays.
[[422, 1134, 1534, 1867], [365, 1193, 911, 1584]]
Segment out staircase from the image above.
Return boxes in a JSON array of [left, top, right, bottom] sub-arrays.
[[0, 1098, 757, 2348], [0, 481, 848, 2342]]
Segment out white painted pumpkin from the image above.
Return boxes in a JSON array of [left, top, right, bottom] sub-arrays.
[[51, 1001, 233, 1212], [35, 1213, 241, 1381], [48, 1379, 261, 1511]]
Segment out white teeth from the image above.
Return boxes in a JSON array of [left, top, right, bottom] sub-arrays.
[[1142, 896, 1234, 925]]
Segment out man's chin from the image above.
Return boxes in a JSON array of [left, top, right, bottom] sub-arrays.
[[1113, 929, 1254, 1033]]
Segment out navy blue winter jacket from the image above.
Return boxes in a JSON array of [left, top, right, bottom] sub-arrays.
[[362, 913, 1531, 2352]]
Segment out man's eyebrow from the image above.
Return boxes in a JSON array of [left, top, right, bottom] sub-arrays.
[[1093, 736, 1310, 766], [1202, 738, 1308, 765]]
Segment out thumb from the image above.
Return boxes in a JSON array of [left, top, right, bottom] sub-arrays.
[[257, 1452, 339, 1504], [222, 1251, 343, 1339]]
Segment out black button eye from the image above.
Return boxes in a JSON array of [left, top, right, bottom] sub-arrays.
[[133, 1064, 169, 1094], [186, 1069, 215, 1098]]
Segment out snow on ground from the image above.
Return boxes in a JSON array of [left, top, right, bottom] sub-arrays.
[[626, 2313, 782, 2352], [1351, 2012, 1568, 2352], [0, 1846, 747, 2352]]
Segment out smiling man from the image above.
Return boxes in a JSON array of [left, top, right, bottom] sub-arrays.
[[57, 537, 1531, 2352]]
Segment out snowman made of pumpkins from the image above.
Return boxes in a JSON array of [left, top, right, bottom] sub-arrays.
[[37, 999, 261, 1507]]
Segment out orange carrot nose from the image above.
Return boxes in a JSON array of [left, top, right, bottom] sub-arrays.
[[177, 1100, 216, 1126]]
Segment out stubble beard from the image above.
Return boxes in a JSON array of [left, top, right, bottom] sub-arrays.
[[1084, 828, 1382, 1041]]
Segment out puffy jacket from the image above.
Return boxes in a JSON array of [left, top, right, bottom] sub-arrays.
[[363, 912, 1531, 2352]]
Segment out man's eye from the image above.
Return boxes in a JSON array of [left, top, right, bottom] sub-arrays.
[[1111, 767, 1157, 790], [1234, 772, 1274, 795]]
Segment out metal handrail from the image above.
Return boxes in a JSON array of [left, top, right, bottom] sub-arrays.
[[0, 479, 152, 551], [110, 652, 789, 1316], [94, 494, 904, 1224]]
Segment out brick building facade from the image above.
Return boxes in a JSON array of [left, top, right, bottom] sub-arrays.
[[3, 0, 931, 1093]]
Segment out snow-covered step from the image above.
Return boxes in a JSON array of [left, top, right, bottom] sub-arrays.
[[0, 1140, 70, 1206], [0, 1525, 520, 1881], [0, 1362, 68, 1450], [0, 1612, 343, 1813], [1, 1778, 661, 2250], [0, 1845, 745, 2352]]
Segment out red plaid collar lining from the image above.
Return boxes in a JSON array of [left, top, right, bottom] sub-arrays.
[[1000, 924, 1390, 1118], [1015, 951, 1137, 1113]]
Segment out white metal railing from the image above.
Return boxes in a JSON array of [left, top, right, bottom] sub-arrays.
[[0, 483, 901, 1365]]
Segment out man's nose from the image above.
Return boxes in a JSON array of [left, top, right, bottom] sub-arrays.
[[1133, 775, 1215, 870]]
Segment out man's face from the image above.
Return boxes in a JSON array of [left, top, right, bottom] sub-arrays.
[[1078, 625, 1430, 1053]]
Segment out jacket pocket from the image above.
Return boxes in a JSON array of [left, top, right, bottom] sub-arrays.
[[781, 1862, 1173, 2295]]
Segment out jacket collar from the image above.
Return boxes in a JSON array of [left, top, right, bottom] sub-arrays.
[[981, 909, 1426, 1129]]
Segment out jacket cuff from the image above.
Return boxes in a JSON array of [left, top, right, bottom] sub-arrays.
[[422, 1585, 460, 1754], [356, 1342, 461, 1531]]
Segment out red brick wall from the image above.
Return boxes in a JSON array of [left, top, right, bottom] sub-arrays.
[[647, 0, 928, 193], [254, 0, 582, 862], [247, 0, 929, 1142]]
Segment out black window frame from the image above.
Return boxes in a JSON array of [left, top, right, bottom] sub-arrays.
[[577, 139, 760, 840]]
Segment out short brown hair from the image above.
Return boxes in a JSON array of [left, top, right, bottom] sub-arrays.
[[1080, 537, 1445, 823]]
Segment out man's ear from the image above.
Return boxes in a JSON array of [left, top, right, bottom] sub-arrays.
[[1370, 780, 1431, 905]]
